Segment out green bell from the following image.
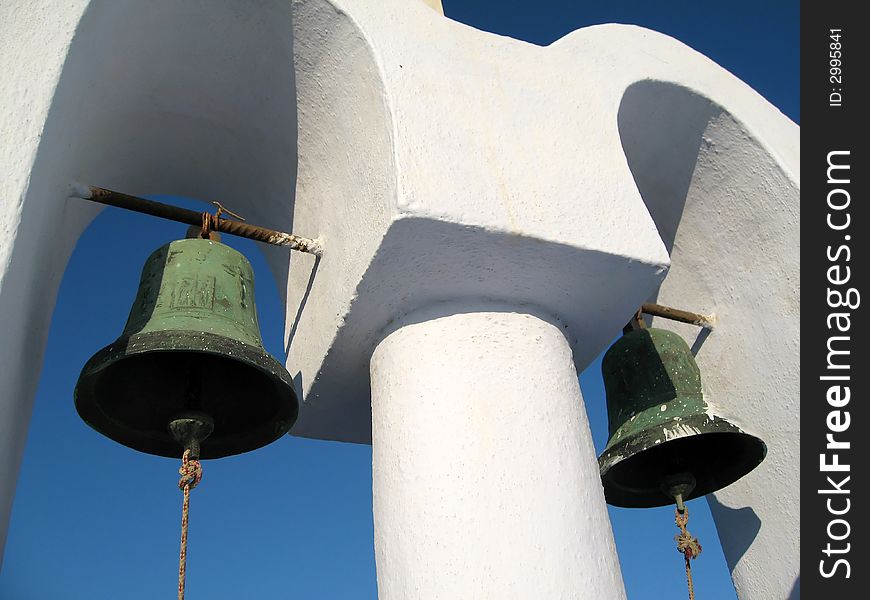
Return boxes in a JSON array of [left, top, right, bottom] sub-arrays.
[[75, 238, 299, 459], [598, 327, 766, 507]]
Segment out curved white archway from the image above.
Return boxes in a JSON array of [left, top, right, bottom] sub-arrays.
[[1, 3, 800, 598], [617, 80, 800, 598], [0, 0, 395, 556], [1, 0, 299, 554], [1, 196, 379, 596]]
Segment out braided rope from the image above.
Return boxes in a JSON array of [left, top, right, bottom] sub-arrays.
[[177, 449, 203, 600], [674, 508, 702, 600]]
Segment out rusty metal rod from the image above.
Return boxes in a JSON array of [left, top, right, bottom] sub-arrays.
[[641, 303, 715, 330], [68, 183, 322, 256]]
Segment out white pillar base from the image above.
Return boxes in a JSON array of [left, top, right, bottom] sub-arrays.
[[370, 305, 625, 600]]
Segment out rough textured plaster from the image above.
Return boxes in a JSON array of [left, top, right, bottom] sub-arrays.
[[617, 82, 799, 597], [287, 8, 799, 599], [0, 1, 799, 597], [286, 0, 670, 443], [371, 307, 625, 599], [419, 0, 443, 14]]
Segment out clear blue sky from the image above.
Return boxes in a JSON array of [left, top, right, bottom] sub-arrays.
[[1, 1, 798, 598]]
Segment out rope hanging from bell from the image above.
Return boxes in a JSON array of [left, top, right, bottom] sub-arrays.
[[671, 488, 702, 600], [177, 448, 203, 600], [169, 413, 213, 600]]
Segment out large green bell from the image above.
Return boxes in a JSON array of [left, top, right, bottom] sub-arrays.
[[75, 238, 299, 459], [598, 327, 766, 507]]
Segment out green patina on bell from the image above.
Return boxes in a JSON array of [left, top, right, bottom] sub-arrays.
[[598, 327, 766, 508], [75, 238, 298, 459]]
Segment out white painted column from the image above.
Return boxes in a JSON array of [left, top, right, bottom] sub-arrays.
[[370, 306, 625, 600]]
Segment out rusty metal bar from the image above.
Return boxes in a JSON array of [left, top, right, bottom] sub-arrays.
[[641, 303, 715, 330], [68, 183, 322, 256]]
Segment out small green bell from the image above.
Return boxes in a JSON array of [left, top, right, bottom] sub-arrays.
[[75, 238, 299, 459], [598, 327, 766, 507]]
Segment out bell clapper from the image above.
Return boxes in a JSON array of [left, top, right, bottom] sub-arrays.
[[663, 474, 702, 600], [168, 412, 213, 600], [168, 412, 214, 460], [662, 472, 696, 514]]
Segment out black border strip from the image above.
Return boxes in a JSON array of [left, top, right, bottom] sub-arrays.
[[802, 1, 868, 594]]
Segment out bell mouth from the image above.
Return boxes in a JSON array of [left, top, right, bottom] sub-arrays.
[[598, 413, 767, 508], [74, 330, 299, 459]]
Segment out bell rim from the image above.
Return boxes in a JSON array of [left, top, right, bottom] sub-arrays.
[[74, 329, 299, 459], [597, 412, 767, 508]]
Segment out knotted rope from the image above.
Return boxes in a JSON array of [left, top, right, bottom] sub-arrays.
[[674, 507, 702, 600], [177, 449, 203, 600]]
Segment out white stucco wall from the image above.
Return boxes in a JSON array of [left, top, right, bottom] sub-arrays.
[[286, 0, 670, 444], [0, 1, 798, 597], [616, 80, 799, 597]]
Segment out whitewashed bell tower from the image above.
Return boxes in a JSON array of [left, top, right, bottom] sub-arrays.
[[0, 0, 799, 598]]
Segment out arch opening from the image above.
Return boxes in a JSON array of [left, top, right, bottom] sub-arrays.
[[614, 78, 801, 597], [0, 197, 378, 597], [0, 0, 300, 554]]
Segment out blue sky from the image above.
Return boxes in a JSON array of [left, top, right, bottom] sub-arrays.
[[1, 1, 798, 598]]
